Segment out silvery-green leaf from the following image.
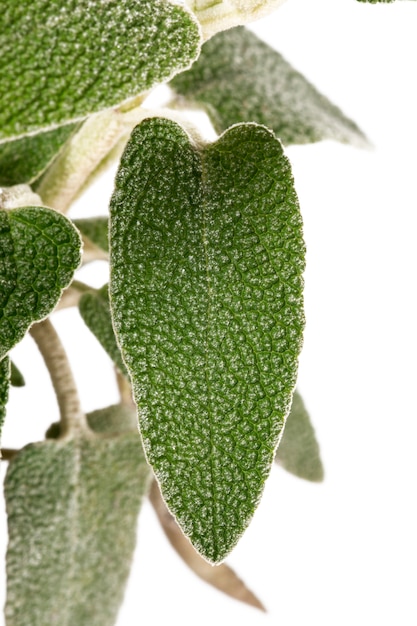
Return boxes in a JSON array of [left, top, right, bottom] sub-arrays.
[[171, 27, 368, 147], [0, 124, 78, 186], [79, 284, 128, 377], [5, 426, 150, 626], [0, 206, 82, 359], [110, 117, 305, 563], [0, 356, 10, 444], [184, 0, 287, 40], [0, 0, 201, 142], [10, 361, 25, 387], [73, 217, 109, 254], [276, 390, 324, 482]]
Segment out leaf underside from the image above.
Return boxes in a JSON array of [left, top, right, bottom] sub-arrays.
[[276, 390, 324, 482], [0, 123, 78, 186], [73, 217, 109, 254], [110, 117, 305, 563], [0, 206, 82, 360], [170, 27, 368, 147], [79, 284, 129, 378], [5, 415, 150, 626], [0, 0, 200, 142]]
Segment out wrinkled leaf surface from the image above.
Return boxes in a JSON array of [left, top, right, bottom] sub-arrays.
[[0, 206, 82, 359], [110, 118, 305, 562]]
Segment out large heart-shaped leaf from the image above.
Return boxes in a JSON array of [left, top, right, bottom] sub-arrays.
[[5, 410, 151, 626], [110, 118, 305, 562], [0, 206, 82, 359], [171, 27, 368, 147], [0, 0, 200, 142]]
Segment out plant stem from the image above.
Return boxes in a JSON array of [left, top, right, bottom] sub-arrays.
[[30, 319, 87, 437]]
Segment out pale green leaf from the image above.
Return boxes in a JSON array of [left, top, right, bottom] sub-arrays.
[[0, 0, 201, 142], [110, 118, 305, 563], [10, 361, 25, 387], [0, 356, 10, 443], [73, 217, 109, 254], [171, 27, 368, 147], [0, 206, 82, 359], [276, 390, 324, 482], [184, 0, 287, 40], [5, 421, 150, 626], [0, 124, 78, 186], [79, 284, 128, 377]]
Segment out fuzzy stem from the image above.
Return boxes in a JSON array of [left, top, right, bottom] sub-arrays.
[[1, 448, 19, 461], [30, 319, 87, 436]]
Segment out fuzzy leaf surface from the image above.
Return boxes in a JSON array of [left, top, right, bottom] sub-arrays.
[[0, 124, 78, 186], [171, 27, 368, 147], [110, 118, 305, 562], [73, 217, 109, 254], [0, 206, 82, 359], [0, 0, 200, 141], [79, 284, 128, 377], [276, 390, 324, 482], [0, 356, 10, 443], [5, 424, 150, 626], [184, 0, 287, 39]]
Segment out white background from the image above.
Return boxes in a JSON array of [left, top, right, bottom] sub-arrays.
[[1, 0, 417, 624]]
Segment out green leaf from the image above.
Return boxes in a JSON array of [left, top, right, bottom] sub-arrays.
[[73, 217, 109, 254], [79, 284, 128, 377], [10, 361, 25, 387], [276, 390, 324, 482], [5, 422, 150, 626], [171, 27, 368, 147], [0, 124, 78, 186], [0, 356, 11, 444], [110, 118, 305, 563], [0, 206, 82, 360], [0, 0, 201, 142]]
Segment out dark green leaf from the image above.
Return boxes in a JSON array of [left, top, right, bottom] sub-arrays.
[[79, 284, 128, 377], [0, 206, 82, 359], [110, 118, 305, 563], [10, 361, 25, 387], [276, 390, 324, 482], [5, 423, 150, 626], [0, 356, 10, 444], [171, 27, 368, 147], [73, 217, 109, 254], [0, 124, 78, 186], [0, 0, 200, 141]]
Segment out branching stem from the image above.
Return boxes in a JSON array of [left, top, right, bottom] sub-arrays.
[[30, 319, 87, 437]]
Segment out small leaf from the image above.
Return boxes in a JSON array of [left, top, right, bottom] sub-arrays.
[[149, 479, 266, 611], [5, 425, 150, 626], [171, 27, 368, 147], [0, 0, 201, 141], [46, 404, 138, 440], [0, 123, 78, 186], [0, 206, 82, 359], [110, 118, 305, 563], [275, 390, 324, 482], [73, 216, 109, 254], [79, 284, 128, 377], [184, 0, 287, 40], [0, 357, 11, 445], [10, 361, 25, 387]]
